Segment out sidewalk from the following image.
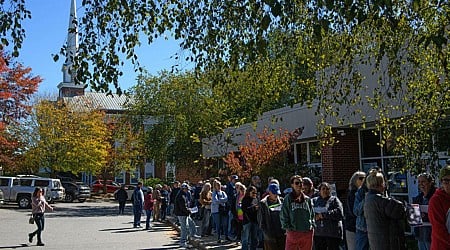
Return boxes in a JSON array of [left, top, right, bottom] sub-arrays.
[[166, 215, 242, 250]]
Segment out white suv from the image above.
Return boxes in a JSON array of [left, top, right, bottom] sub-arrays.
[[14, 176, 65, 203]]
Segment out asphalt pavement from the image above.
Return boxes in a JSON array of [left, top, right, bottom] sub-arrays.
[[0, 199, 181, 250]]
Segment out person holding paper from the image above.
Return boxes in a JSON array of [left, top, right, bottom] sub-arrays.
[[174, 183, 192, 248], [428, 165, 450, 250], [412, 173, 436, 250], [312, 182, 344, 250], [241, 185, 259, 250]]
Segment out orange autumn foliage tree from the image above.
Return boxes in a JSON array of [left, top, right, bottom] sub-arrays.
[[224, 127, 303, 179], [0, 50, 41, 170]]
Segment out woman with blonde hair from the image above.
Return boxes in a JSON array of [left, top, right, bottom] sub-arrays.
[[211, 180, 229, 243], [235, 182, 246, 243], [199, 182, 213, 236], [345, 171, 366, 250], [364, 168, 406, 250]]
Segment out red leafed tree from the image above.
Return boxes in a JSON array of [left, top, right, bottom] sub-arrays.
[[0, 50, 41, 170], [224, 127, 303, 179]]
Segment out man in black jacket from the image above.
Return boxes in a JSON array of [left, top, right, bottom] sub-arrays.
[[174, 183, 191, 248], [169, 181, 180, 215], [115, 185, 128, 215], [258, 183, 285, 250]]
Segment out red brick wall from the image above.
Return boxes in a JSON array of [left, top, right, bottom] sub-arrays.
[[322, 128, 360, 199], [175, 167, 205, 183]]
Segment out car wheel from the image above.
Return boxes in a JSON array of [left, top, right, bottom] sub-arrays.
[[18, 195, 31, 209], [78, 198, 86, 203], [65, 193, 74, 202]]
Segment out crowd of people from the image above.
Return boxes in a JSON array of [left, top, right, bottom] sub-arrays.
[[122, 164, 450, 250]]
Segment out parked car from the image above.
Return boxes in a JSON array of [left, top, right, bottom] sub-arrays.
[[113, 185, 148, 201], [0, 175, 64, 208], [0, 188, 4, 205], [91, 180, 121, 193], [62, 181, 91, 202]]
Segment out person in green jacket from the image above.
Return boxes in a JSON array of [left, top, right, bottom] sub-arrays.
[[280, 175, 315, 250]]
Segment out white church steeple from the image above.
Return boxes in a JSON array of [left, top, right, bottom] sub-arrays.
[[58, 0, 85, 98]]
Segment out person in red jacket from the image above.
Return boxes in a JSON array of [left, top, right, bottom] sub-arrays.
[[428, 164, 450, 250], [144, 187, 154, 230]]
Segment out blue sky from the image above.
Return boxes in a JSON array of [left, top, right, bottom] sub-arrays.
[[16, 0, 186, 95]]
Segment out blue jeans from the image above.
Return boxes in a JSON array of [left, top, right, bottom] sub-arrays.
[[133, 205, 142, 227], [145, 210, 153, 229], [355, 229, 369, 250], [201, 208, 212, 235], [161, 205, 167, 220], [31, 213, 45, 243], [212, 212, 228, 240], [228, 210, 236, 238], [242, 222, 258, 250], [177, 215, 189, 245], [188, 215, 198, 236], [418, 240, 431, 250]]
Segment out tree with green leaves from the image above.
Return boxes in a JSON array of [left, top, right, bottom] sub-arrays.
[[22, 99, 111, 175], [99, 116, 144, 187], [3, 0, 449, 170], [126, 71, 216, 171]]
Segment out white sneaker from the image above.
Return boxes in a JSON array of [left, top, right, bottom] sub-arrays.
[[192, 234, 201, 239]]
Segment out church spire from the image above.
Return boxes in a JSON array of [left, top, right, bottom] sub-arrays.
[[65, 0, 78, 73], [58, 0, 84, 98]]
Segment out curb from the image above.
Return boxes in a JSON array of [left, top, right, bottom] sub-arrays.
[[166, 216, 206, 250]]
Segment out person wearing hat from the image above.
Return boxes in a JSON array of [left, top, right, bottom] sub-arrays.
[[428, 165, 450, 250], [174, 183, 191, 248], [257, 183, 285, 250]]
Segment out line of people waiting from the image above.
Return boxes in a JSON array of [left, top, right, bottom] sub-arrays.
[[176, 164, 449, 250], [122, 163, 450, 250]]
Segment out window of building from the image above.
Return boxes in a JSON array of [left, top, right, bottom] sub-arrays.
[[437, 126, 450, 153], [360, 128, 406, 195], [115, 171, 125, 184], [166, 163, 176, 182], [145, 161, 155, 179], [295, 141, 322, 165], [360, 129, 381, 158], [130, 168, 140, 184]]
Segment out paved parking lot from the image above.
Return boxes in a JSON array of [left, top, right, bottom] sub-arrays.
[[0, 200, 182, 250]]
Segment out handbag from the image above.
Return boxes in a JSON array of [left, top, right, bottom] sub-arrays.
[[29, 215, 34, 224]]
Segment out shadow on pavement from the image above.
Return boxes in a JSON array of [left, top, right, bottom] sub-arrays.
[[45, 205, 119, 218], [0, 243, 29, 249]]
